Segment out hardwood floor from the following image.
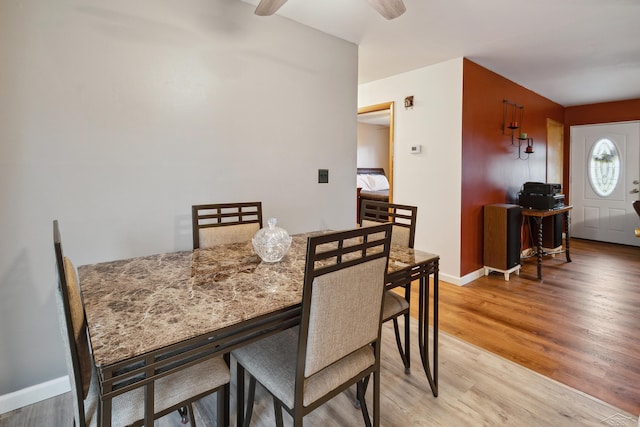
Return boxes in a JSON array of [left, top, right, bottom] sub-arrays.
[[1, 238, 638, 425], [413, 237, 640, 416], [2, 319, 636, 426]]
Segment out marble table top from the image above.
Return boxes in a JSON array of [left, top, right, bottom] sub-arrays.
[[78, 232, 438, 367]]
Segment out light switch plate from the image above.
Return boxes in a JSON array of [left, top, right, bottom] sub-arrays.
[[318, 169, 329, 183]]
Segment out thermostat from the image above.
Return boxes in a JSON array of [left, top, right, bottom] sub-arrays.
[[410, 145, 422, 154]]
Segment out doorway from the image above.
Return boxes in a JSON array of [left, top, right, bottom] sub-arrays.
[[357, 102, 395, 202], [570, 121, 640, 246], [546, 118, 564, 184]]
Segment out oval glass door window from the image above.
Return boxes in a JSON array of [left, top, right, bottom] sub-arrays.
[[588, 138, 620, 197]]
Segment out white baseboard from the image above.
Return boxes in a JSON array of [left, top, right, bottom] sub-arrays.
[[459, 268, 485, 286], [439, 271, 462, 286], [438, 269, 482, 286], [0, 376, 70, 415]]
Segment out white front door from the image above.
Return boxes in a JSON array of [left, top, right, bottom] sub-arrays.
[[570, 121, 640, 246]]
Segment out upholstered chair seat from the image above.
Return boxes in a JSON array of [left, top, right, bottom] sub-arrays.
[[233, 327, 376, 409], [359, 200, 418, 375], [73, 357, 230, 427], [381, 291, 410, 322], [232, 224, 393, 427]]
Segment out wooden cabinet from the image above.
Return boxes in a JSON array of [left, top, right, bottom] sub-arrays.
[[484, 204, 522, 280]]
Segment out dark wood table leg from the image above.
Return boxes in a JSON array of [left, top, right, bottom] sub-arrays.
[[144, 380, 154, 427], [418, 262, 438, 397], [143, 357, 156, 427], [98, 396, 106, 427], [223, 353, 230, 427], [99, 371, 113, 427], [534, 216, 543, 280], [564, 211, 572, 262], [236, 362, 245, 427], [404, 282, 411, 374], [432, 263, 439, 395]]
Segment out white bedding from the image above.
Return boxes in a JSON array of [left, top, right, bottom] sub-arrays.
[[357, 174, 389, 191]]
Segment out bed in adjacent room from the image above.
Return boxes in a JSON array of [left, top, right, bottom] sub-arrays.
[[356, 167, 390, 218]]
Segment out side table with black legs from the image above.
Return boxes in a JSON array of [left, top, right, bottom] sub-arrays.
[[521, 205, 573, 280]]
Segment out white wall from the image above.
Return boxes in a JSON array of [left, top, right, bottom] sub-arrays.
[[0, 0, 357, 404], [358, 58, 463, 283], [357, 122, 390, 170]]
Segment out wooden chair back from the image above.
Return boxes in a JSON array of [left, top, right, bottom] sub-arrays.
[[53, 220, 93, 427], [359, 199, 417, 248], [192, 202, 263, 249], [294, 223, 392, 411]]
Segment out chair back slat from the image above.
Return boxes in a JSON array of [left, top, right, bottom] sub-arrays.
[[192, 202, 263, 248], [359, 199, 417, 248]]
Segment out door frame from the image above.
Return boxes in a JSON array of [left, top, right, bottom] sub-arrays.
[[546, 118, 564, 185], [358, 101, 395, 202]]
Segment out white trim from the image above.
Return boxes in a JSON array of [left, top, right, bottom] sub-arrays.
[[440, 271, 465, 286], [459, 268, 486, 286], [436, 267, 504, 287], [0, 376, 70, 415]]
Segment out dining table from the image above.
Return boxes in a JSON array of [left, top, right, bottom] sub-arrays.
[[78, 231, 440, 427]]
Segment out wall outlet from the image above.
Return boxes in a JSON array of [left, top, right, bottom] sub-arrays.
[[318, 169, 329, 183]]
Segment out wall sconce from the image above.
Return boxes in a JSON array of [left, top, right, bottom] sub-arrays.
[[404, 96, 414, 109], [524, 138, 534, 154], [503, 99, 533, 160], [519, 133, 534, 156]]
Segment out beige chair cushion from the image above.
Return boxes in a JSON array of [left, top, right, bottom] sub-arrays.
[[64, 257, 93, 399], [305, 257, 386, 377], [361, 219, 410, 248], [199, 223, 260, 248], [233, 328, 374, 409], [382, 290, 410, 321], [83, 356, 230, 427]]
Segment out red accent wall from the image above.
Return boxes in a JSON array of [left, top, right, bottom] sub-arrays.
[[565, 99, 640, 125], [460, 59, 564, 276]]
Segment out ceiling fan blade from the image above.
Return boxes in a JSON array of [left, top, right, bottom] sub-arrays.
[[367, 0, 406, 20], [255, 0, 288, 16]]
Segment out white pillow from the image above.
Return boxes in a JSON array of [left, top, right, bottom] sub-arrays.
[[366, 174, 389, 191], [357, 174, 372, 191]]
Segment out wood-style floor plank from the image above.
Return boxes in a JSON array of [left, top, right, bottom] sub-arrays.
[[415, 238, 640, 416], [152, 320, 640, 426], [1, 319, 637, 426], [2, 238, 638, 425]]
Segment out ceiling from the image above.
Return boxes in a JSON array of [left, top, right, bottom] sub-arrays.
[[241, 0, 640, 107]]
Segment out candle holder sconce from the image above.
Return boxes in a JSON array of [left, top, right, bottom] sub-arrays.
[[502, 99, 533, 160]]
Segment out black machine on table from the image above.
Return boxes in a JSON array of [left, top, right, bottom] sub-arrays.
[[518, 182, 565, 210]]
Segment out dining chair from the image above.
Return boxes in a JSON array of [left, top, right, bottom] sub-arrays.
[[53, 220, 231, 427], [359, 199, 418, 375], [192, 202, 263, 249], [232, 223, 393, 427], [191, 201, 262, 424]]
